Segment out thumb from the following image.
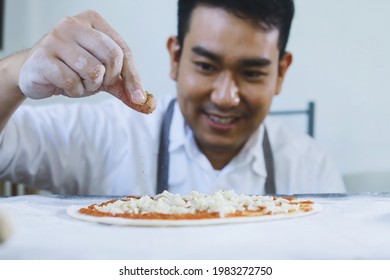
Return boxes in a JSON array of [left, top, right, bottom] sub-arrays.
[[103, 79, 156, 114]]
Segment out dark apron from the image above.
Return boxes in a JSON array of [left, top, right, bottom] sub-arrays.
[[156, 99, 276, 194]]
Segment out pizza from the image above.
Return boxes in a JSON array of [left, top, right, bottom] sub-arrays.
[[67, 190, 321, 226]]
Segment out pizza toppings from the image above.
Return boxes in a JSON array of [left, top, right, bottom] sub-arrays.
[[79, 190, 315, 220]]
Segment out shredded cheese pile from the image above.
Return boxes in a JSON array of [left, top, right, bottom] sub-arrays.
[[94, 190, 301, 217]]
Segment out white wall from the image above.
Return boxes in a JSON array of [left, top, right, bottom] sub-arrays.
[[2, 0, 390, 188], [278, 0, 390, 177]]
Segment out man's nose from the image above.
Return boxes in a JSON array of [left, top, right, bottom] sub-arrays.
[[210, 72, 240, 108]]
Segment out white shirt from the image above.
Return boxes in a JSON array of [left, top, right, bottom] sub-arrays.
[[0, 96, 345, 195]]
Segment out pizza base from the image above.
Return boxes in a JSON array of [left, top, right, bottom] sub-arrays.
[[67, 203, 322, 227]]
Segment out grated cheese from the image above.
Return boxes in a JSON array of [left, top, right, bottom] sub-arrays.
[[94, 190, 301, 217]]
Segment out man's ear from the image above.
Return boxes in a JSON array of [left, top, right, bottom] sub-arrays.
[[275, 52, 293, 96], [167, 36, 181, 81]]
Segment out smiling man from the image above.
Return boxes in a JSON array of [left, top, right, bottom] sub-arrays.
[[0, 0, 345, 195], [169, 5, 291, 171]]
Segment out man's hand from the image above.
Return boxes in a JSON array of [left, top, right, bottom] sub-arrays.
[[18, 10, 155, 114]]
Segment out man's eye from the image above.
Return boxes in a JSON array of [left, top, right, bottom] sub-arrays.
[[195, 62, 216, 73], [243, 70, 264, 79]]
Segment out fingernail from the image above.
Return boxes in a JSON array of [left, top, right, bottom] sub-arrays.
[[132, 89, 146, 104]]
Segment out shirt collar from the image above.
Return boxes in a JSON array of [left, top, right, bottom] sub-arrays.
[[168, 102, 267, 177]]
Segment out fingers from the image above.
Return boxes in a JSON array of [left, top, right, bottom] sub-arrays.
[[49, 15, 121, 93], [19, 48, 85, 99], [76, 10, 148, 106], [71, 24, 124, 88], [55, 46, 105, 93]]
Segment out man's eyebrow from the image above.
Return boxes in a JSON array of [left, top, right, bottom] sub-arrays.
[[239, 58, 271, 68], [192, 46, 222, 63], [192, 46, 271, 67]]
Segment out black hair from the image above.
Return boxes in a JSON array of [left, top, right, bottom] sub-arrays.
[[177, 0, 295, 57]]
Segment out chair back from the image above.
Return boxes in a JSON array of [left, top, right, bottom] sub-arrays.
[[270, 101, 315, 137]]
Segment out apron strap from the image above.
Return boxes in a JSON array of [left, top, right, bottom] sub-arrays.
[[262, 127, 276, 194], [156, 99, 176, 194], [156, 99, 276, 194]]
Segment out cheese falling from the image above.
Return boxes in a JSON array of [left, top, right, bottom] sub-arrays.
[[94, 190, 301, 217]]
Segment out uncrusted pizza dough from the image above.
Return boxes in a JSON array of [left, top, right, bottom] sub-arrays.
[[0, 207, 13, 243]]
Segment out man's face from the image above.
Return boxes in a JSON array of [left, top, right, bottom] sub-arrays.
[[168, 6, 292, 160]]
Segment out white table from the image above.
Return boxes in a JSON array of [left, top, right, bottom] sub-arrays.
[[0, 193, 389, 259]]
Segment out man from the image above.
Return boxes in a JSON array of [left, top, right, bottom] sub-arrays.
[[0, 0, 345, 195]]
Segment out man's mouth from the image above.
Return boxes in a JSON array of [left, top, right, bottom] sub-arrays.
[[208, 114, 238, 125]]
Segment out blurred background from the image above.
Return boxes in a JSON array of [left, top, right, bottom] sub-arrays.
[[1, 0, 390, 193]]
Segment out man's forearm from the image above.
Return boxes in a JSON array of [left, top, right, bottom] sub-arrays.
[[0, 51, 28, 131]]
